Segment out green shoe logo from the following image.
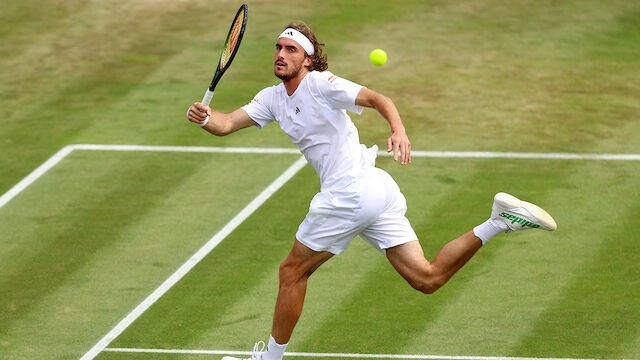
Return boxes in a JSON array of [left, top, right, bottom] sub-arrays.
[[499, 212, 541, 228]]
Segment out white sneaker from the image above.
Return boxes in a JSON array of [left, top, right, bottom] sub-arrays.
[[222, 341, 265, 360], [492, 192, 557, 232]]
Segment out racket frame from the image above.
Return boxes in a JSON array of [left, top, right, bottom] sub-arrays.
[[202, 4, 249, 106]]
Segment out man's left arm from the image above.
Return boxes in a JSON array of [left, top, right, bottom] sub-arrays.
[[355, 87, 411, 165]]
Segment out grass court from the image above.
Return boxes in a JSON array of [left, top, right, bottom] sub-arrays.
[[1, 1, 639, 359]]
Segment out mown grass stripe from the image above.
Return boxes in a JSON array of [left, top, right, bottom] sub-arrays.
[[509, 198, 640, 358], [0, 151, 211, 337]]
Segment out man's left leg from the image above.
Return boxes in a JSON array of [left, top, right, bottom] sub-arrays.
[[385, 192, 557, 294], [385, 231, 481, 294]]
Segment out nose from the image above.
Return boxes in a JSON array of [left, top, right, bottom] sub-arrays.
[[275, 47, 285, 59]]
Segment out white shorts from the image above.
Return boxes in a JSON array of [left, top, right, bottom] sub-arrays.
[[296, 167, 418, 255]]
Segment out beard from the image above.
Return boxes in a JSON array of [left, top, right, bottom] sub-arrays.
[[274, 61, 305, 81]]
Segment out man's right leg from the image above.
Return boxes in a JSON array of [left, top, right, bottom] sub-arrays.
[[223, 240, 333, 360], [271, 239, 333, 344]]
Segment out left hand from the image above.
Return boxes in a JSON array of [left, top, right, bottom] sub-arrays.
[[387, 128, 411, 165]]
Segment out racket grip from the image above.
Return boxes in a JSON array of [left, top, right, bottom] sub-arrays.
[[202, 89, 214, 106]]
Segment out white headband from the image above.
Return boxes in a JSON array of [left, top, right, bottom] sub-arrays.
[[278, 28, 315, 56]]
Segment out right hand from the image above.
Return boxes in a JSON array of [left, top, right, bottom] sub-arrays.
[[187, 102, 212, 126]]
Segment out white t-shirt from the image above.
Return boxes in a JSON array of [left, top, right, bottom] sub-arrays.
[[242, 71, 377, 191]]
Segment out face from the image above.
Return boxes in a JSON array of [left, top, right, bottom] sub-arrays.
[[274, 37, 312, 81]]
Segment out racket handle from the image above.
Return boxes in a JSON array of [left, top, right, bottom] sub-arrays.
[[202, 89, 214, 106]]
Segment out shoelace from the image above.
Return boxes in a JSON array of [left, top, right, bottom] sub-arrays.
[[249, 340, 266, 360]]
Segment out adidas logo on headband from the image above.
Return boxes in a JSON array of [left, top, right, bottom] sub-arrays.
[[278, 28, 315, 55]]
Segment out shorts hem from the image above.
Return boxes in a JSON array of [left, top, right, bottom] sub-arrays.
[[380, 237, 418, 250], [296, 237, 346, 255], [375, 237, 419, 255]]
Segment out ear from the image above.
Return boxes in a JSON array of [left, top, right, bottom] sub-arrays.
[[303, 56, 313, 70]]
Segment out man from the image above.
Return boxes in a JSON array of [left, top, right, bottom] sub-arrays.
[[187, 21, 557, 360]]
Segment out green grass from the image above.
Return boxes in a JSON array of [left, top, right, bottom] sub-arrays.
[[1, 1, 639, 359]]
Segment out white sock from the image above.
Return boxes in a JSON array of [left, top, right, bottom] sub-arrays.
[[473, 219, 508, 245], [261, 335, 288, 360]]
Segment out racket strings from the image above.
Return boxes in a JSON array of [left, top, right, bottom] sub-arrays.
[[221, 9, 244, 68]]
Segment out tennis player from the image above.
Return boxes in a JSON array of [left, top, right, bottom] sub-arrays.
[[187, 21, 556, 360]]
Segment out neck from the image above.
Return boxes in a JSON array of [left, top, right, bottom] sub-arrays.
[[283, 68, 309, 96]]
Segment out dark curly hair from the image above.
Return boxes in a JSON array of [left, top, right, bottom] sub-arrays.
[[284, 21, 328, 72]]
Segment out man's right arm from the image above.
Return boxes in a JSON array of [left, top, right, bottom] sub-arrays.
[[187, 102, 257, 136]]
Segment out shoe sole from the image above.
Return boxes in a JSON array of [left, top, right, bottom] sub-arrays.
[[495, 192, 557, 231]]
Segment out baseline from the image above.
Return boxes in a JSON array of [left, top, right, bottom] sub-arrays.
[[103, 347, 613, 360]]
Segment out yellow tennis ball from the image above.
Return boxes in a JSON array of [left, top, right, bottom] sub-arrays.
[[369, 48, 387, 66]]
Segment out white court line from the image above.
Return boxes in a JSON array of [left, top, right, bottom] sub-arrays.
[[0, 145, 75, 209], [103, 347, 611, 360], [408, 150, 640, 161], [72, 144, 640, 160], [72, 143, 303, 154]]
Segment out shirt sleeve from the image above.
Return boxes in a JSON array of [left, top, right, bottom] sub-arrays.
[[241, 87, 276, 129], [314, 71, 364, 114]]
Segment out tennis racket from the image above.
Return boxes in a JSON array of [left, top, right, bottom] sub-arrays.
[[201, 4, 249, 106]]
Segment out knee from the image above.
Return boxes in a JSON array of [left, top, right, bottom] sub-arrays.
[[409, 281, 437, 294], [407, 274, 445, 295], [278, 259, 303, 288]]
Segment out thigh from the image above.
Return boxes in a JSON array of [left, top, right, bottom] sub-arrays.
[[385, 240, 431, 282], [296, 190, 359, 255], [296, 181, 382, 255]]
